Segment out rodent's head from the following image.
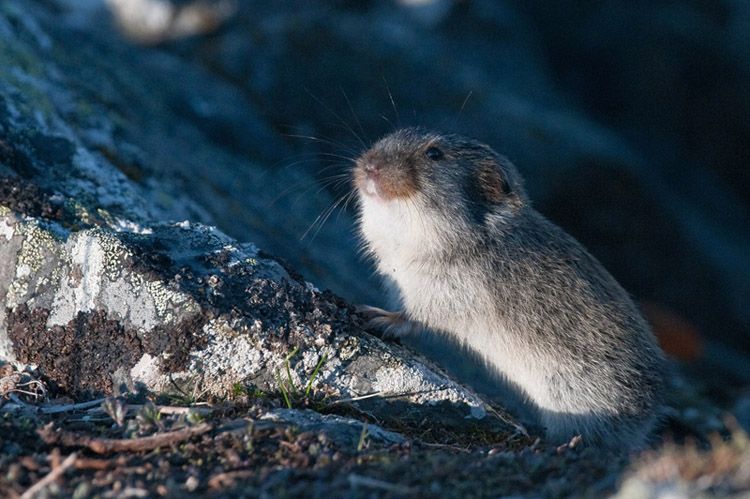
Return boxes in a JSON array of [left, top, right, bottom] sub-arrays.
[[354, 128, 527, 225]]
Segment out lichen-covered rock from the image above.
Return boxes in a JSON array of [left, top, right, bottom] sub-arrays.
[[0, 176, 503, 432]]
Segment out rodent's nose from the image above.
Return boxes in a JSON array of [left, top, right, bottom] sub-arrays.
[[362, 160, 380, 174]]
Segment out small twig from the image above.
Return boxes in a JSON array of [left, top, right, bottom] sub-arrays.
[[88, 403, 213, 416], [20, 452, 77, 499], [64, 418, 115, 424], [208, 470, 255, 489], [331, 385, 450, 405], [154, 405, 212, 415], [39, 423, 213, 455], [16, 379, 46, 390], [330, 391, 384, 404], [117, 487, 149, 497], [0, 402, 26, 413], [74, 456, 123, 471], [8, 389, 41, 398], [40, 398, 106, 414], [484, 404, 529, 438]]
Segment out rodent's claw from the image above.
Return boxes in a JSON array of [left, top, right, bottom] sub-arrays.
[[355, 304, 390, 317], [356, 305, 420, 340]]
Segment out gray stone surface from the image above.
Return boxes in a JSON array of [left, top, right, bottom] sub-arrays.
[[0, 184, 495, 428], [260, 408, 407, 448]]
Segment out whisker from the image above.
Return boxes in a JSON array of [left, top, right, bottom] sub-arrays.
[[316, 152, 357, 162], [284, 133, 360, 156], [303, 87, 367, 149], [275, 151, 357, 168], [382, 76, 400, 127], [301, 190, 352, 242], [336, 188, 358, 223], [315, 176, 352, 196], [445, 89, 474, 133], [341, 86, 370, 147], [459, 90, 473, 115], [269, 164, 352, 210], [380, 114, 395, 129]]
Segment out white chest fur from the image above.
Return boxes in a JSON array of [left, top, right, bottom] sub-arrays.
[[358, 195, 433, 278], [358, 193, 556, 411]]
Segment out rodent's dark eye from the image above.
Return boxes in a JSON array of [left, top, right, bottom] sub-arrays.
[[424, 146, 444, 161]]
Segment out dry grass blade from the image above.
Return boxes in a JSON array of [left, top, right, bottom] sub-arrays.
[[20, 452, 77, 499], [38, 423, 213, 455], [40, 398, 106, 414]]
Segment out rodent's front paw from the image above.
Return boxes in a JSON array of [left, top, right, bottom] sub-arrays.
[[356, 305, 420, 341]]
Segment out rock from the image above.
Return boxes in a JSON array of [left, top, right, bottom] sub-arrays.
[[260, 408, 407, 448], [106, 0, 237, 44], [0, 176, 500, 430], [1, 0, 386, 319], [2, 1, 749, 495]]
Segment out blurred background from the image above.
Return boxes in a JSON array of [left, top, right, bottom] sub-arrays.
[[9, 0, 750, 426]]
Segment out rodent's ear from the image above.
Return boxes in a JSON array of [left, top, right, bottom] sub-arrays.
[[476, 160, 511, 204]]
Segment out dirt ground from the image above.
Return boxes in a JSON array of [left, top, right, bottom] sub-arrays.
[[2, 363, 748, 498]]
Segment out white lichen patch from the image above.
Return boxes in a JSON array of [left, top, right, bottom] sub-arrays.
[[186, 318, 265, 392], [144, 279, 199, 324], [6, 220, 64, 306], [15, 264, 31, 279], [68, 233, 104, 308], [129, 353, 163, 390], [92, 230, 132, 278], [47, 231, 110, 326], [100, 278, 159, 330], [371, 362, 486, 419], [111, 217, 154, 234], [0, 216, 15, 240], [40, 228, 197, 328]]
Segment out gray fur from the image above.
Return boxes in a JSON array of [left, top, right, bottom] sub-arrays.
[[354, 128, 666, 450]]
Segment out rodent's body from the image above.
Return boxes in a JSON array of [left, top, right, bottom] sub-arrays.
[[354, 128, 665, 449]]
